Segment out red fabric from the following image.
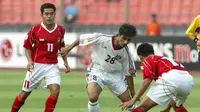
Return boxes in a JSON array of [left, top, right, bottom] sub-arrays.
[[11, 94, 24, 112], [23, 24, 65, 64], [44, 94, 58, 112], [131, 107, 144, 112], [175, 105, 188, 112], [141, 55, 188, 81]]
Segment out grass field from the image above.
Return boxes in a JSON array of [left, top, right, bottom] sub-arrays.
[[0, 70, 199, 112]]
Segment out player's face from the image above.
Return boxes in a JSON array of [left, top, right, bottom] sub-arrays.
[[117, 35, 130, 47], [138, 55, 145, 61], [41, 8, 56, 25]]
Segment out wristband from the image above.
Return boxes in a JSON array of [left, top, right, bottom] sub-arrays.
[[194, 37, 199, 43]]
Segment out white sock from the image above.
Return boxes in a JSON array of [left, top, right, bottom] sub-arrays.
[[127, 104, 137, 111], [88, 101, 99, 112]]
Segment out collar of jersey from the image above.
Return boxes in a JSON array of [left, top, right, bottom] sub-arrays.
[[41, 23, 57, 33]]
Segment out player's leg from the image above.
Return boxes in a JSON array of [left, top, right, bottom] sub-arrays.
[[118, 89, 137, 111], [160, 98, 188, 112], [106, 77, 135, 111], [44, 64, 61, 112], [132, 77, 177, 112], [86, 73, 104, 112], [160, 99, 175, 112], [11, 63, 44, 112], [163, 70, 194, 112], [11, 90, 31, 112], [44, 84, 60, 112]]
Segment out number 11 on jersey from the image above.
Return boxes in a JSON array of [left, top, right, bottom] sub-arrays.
[[47, 43, 53, 52]]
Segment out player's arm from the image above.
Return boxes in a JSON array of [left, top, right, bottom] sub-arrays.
[[60, 30, 72, 73], [23, 28, 34, 71], [122, 51, 136, 97], [25, 48, 34, 71], [130, 78, 152, 104], [60, 33, 101, 55], [120, 78, 152, 110], [60, 39, 79, 56], [61, 53, 70, 73], [125, 76, 135, 98], [186, 15, 200, 41]]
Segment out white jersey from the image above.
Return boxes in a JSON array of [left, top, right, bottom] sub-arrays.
[[79, 33, 135, 76]]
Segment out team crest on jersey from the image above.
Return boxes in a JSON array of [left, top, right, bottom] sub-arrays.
[[57, 37, 61, 43], [115, 55, 122, 60]]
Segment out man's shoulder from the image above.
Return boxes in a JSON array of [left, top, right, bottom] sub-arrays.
[[57, 24, 65, 30], [29, 24, 42, 33], [57, 24, 65, 32]]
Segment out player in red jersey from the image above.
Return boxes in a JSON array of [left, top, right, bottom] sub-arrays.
[[11, 3, 70, 112], [120, 43, 194, 112]]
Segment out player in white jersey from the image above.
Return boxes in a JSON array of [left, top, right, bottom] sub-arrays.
[[60, 24, 138, 112]]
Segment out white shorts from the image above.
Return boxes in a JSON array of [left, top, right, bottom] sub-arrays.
[[147, 70, 194, 107], [86, 69, 127, 96], [22, 63, 60, 92]]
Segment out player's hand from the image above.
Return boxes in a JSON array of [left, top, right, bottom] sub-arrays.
[[119, 100, 135, 111], [64, 62, 70, 73], [27, 60, 34, 72], [58, 47, 70, 56]]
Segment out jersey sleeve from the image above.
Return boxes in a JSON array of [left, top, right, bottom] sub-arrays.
[[141, 59, 155, 80], [186, 15, 200, 36], [23, 27, 35, 49], [79, 33, 103, 46]]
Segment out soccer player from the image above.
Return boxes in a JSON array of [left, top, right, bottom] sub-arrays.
[[120, 43, 194, 112], [11, 3, 70, 112], [186, 15, 200, 62], [59, 23, 138, 112]]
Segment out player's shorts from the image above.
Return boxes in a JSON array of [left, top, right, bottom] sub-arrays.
[[147, 69, 194, 107], [86, 68, 127, 96], [22, 62, 60, 92]]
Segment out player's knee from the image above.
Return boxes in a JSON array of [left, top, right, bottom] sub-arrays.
[[50, 88, 60, 96], [20, 90, 31, 100], [49, 84, 60, 96], [88, 94, 99, 103]]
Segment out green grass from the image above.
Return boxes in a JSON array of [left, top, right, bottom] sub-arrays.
[[0, 70, 199, 112]]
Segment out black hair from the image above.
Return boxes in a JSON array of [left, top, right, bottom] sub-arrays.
[[40, 3, 56, 13], [137, 43, 154, 56], [118, 23, 137, 39]]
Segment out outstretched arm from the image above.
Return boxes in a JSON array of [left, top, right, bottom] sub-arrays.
[[160, 99, 176, 112], [120, 78, 152, 110], [130, 78, 152, 104], [60, 39, 79, 56], [66, 40, 79, 52]]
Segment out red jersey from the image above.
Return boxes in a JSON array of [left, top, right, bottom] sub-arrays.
[[141, 55, 188, 81], [23, 23, 65, 64]]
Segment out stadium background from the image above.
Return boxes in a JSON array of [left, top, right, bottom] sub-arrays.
[[0, 0, 199, 112]]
